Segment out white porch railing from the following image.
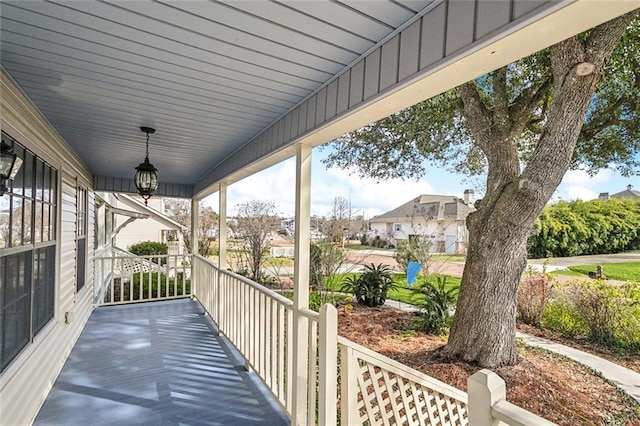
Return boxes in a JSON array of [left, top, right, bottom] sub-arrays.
[[94, 247, 192, 305], [338, 336, 468, 425], [192, 255, 329, 424], [191, 255, 555, 426]]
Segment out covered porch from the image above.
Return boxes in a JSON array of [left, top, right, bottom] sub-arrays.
[[34, 298, 289, 426], [1, 1, 637, 425]]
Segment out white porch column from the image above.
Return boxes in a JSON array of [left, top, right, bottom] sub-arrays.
[[191, 198, 199, 255], [217, 182, 228, 331], [292, 143, 311, 425], [218, 182, 228, 270]]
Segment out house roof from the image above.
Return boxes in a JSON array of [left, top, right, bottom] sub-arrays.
[[611, 185, 640, 200], [371, 194, 474, 222]]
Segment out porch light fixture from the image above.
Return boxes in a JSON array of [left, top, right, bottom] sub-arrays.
[[1, 140, 24, 196], [134, 126, 158, 205]]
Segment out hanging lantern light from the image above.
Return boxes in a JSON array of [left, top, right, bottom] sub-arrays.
[[1, 140, 24, 196], [134, 126, 158, 205]]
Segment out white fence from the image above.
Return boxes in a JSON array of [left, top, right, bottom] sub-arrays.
[[190, 255, 555, 426], [94, 247, 191, 305], [339, 336, 468, 425]]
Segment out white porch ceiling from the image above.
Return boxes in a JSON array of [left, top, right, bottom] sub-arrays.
[[1, 1, 637, 198]]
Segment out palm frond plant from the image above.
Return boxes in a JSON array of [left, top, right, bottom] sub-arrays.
[[341, 263, 396, 307]]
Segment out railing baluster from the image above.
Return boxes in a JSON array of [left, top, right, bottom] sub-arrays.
[[270, 298, 277, 390], [286, 307, 293, 415], [307, 319, 317, 426], [259, 292, 266, 379], [319, 305, 337, 426], [278, 303, 285, 403]]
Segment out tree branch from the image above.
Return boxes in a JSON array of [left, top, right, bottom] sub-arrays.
[[520, 12, 637, 213], [492, 67, 510, 131], [458, 81, 493, 154], [586, 11, 639, 64], [509, 78, 552, 136]]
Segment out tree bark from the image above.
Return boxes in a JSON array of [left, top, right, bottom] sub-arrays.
[[442, 12, 636, 368]]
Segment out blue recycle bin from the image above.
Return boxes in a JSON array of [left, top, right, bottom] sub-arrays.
[[407, 262, 421, 286]]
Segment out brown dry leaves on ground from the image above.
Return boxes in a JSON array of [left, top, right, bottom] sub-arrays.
[[337, 305, 640, 426]]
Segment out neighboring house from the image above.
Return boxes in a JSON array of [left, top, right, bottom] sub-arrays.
[[270, 232, 295, 258], [370, 190, 475, 253], [599, 184, 640, 201], [281, 217, 295, 235], [109, 194, 187, 254]]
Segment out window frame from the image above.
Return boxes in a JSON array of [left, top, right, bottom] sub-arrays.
[[76, 186, 88, 293], [1, 132, 58, 373]]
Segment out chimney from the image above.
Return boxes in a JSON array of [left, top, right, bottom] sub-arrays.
[[628, 184, 634, 191], [463, 189, 474, 205], [598, 192, 609, 201]]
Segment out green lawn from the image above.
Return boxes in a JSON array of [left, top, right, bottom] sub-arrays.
[[389, 274, 461, 305], [430, 253, 466, 262], [264, 257, 295, 267], [566, 262, 640, 282], [323, 272, 461, 306]]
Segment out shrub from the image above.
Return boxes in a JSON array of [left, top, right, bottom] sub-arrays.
[[394, 237, 433, 275], [341, 263, 396, 307], [572, 280, 639, 348], [394, 240, 414, 273], [541, 279, 640, 351], [413, 276, 458, 335], [528, 199, 640, 258], [540, 292, 587, 337], [113, 273, 190, 302], [517, 276, 550, 326], [371, 236, 389, 248], [128, 241, 168, 265]]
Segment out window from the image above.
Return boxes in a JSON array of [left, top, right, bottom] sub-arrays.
[[394, 223, 402, 232], [1, 132, 57, 372], [76, 187, 87, 292]]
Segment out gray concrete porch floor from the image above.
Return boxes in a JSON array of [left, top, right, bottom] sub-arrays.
[[34, 299, 290, 426]]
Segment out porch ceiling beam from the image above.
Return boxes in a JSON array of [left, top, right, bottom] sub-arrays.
[[194, 0, 638, 198], [94, 175, 193, 199]]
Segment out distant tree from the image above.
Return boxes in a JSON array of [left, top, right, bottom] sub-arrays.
[[322, 196, 351, 243], [163, 199, 218, 256], [324, 13, 639, 367], [234, 200, 280, 282]]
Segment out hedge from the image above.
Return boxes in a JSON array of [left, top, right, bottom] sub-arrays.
[[528, 199, 640, 258]]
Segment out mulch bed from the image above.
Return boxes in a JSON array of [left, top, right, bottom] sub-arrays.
[[337, 304, 640, 426], [517, 323, 640, 374]]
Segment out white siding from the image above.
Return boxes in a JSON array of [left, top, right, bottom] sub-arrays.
[[60, 176, 77, 311], [114, 213, 163, 249], [370, 219, 464, 253], [0, 70, 95, 425]]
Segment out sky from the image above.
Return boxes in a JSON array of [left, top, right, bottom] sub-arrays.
[[202, 145, 640, 219]]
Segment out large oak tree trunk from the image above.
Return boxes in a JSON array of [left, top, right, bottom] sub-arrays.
[[442, 12, 635, 367], [444, 201, 530, 366]]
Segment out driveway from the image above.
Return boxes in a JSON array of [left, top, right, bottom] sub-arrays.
[[345, 249, 639, 276]]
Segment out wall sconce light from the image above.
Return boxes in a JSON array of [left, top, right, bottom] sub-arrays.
[[1, 140, 24, 196], [134, 126, 158, 205]]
